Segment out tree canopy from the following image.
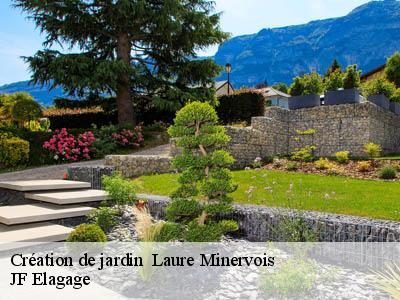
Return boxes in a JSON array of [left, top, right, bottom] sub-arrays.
[[15, 0, 228, 125]]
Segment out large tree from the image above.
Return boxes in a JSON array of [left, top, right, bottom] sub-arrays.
[[15, 0, 228, 125]]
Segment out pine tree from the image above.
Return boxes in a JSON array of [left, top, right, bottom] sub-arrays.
[[325, 59, 342, 77], [14, 0, 228, 125]]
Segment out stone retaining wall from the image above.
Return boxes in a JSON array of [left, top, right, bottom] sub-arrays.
[[227, 102, 400, 167], [104, 155, 173, 178], [140, 194, 400, 242]]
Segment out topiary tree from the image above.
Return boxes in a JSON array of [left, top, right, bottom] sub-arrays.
[[66, 224, 107, 242], [385, 52, 400, 88], [343, 65, 361, 89], [167, 101, 238, 241]]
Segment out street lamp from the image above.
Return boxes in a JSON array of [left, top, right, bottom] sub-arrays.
[[225, 63, 232, 95]]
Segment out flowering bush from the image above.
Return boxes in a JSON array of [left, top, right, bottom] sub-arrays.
[[111, 127, 144, 148], [43, 128, 96, 162]]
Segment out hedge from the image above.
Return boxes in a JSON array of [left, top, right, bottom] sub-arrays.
[[47, 111, 118, 130], [0, 135, 30, 167], [216, 90, 265, 124]]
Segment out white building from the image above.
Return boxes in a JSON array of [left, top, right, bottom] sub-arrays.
[[256, 87, 290, 109]]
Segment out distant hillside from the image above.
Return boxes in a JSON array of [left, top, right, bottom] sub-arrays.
[[0, 80, 68, 106], [214, 0, 400, 87]]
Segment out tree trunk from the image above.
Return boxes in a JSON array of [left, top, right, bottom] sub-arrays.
[[116, 33, 136, 126]]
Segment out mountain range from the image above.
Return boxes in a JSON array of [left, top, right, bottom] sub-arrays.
[[1, 0, 400, 105]]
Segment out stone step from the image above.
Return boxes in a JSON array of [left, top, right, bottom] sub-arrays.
[[0, 222, 72, 242], [0, 203, 93, 225], [26, 189, 109, 205], [0, 180, 91, 192]]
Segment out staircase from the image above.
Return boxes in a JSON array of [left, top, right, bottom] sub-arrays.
[[0, 180, 108, 242]]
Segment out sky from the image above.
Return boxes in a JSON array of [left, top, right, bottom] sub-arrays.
[[0, 0, 370, 86]]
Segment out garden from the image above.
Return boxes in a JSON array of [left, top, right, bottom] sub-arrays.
[[0, 92, 169, 173]]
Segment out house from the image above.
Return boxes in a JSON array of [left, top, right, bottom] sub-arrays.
[[255, 87, 290, 109], [361, 64, 386, 82], [215, 80, 235, 96]]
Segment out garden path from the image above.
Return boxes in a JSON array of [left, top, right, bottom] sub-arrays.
[[0, 144, 170, 181]]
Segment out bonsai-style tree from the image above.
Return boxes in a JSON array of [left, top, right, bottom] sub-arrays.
[[385, 52, 400, 88], [167, 101, 238, 241], [343, 65, 361, 89], [14, 0, 228, 126], [325, 59, 342, 77]]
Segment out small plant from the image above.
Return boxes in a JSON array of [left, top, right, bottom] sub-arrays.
[[272, 158, 286, 168], [286, 162, 300, 171], [335, 151, 350, 164], [291, 145, 316, 162], [87, 207, 118, 232], [66, 224, 107, 242], [262, 156, 274, 164], [357, 161, 371, 172], [372, 263, 400, 299], [314, 158, 332, 170], [252, 157, 263, 168], [102, 174, 136, 206], [132, 206, 164, 242], [154, 222, 184, 242], [378, 166, 397, 180], [364, 143, 382, 160], [260, 258, 317, 298]]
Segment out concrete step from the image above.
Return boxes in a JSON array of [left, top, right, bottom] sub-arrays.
[[0, 203, 93, 225], [0, 180, 91, 192], [26, 189, 109, 205], [0, 222, 72, 242]]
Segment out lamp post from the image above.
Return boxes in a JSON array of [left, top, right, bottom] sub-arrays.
[[225, 63, 232, 95]]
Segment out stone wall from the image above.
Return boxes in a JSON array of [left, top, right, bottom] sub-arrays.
[[227, 102, 400, 167], [141, 194, 400, 242], [104, 155, 173, 178]]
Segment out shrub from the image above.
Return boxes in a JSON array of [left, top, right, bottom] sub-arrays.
[[216, 89, 265, 124], [12, 97, 42, 126], [357, 161, 371, 172], [343, 64, 361, 89], [184, 220, 237, 242], [364, 143, 382, 159], [87, 207, 118, 232], [42, 128, 96, 161], [378, 166, 397, 180], [324, 70, 343, 91], [252, 157, 263, 168], [286, 162, 300, 171], [0, 135, 30, 167], [314, 158, 333, 170], [102, 174, 136, 206], [362, 76, 396, 99], [291, 146, 316, 162], [111, 127, 144, 148], [154, 222, 184, 242], [391, 89, 400, 103], [66, 224, 107, 242], [385, 52, 400, 88], [289, 73, 324, 96], [335, 151, 350, 164], [167, 101, 238, 241]]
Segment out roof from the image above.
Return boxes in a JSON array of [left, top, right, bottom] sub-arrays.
[[361, 64, 386, 80], [255, 87, 290, 98], [215, 80, 234, 91]]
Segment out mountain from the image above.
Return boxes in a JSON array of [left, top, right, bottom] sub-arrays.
[[0, 80, 68, 106], [214, 0, 400, 87], [2, 1, 400, 101]]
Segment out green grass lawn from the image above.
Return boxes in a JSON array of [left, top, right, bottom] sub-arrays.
[[376, 154, 400, 160], [132, 170, 400, 221]]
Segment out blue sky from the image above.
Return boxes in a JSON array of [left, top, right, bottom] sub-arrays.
[[0, 0, 369, 85]]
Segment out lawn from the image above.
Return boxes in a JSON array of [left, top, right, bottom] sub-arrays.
[[132, 169, 400, 221]]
